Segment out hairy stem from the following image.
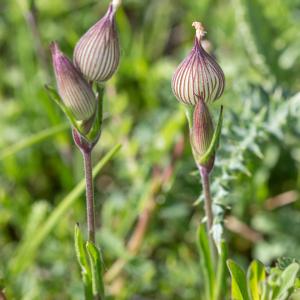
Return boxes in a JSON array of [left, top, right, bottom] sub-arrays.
[[83, 149, 96, 243], [199, 165, 216, 261]]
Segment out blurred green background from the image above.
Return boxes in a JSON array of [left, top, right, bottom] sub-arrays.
[[0, 0, 300, 299]]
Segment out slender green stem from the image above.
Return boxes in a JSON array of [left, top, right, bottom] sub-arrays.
[[199, 165, 217, 262], [83, 149, 96, 243], [200, 167, 213, 230]]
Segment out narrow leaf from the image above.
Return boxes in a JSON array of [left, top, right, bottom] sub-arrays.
[[86, 84, 104, 143], [86, 241, 105, 299], [227, 259, 249, 300], [197, 224, 215, 300], [199, 106, 223, 165], [74, 224, 90, 274], [45, 84, 83, 134], [247, 260, 265, 300], [185, 105, 193, 132], [214, 240, 228, 300], [74, 225, 93, 299]]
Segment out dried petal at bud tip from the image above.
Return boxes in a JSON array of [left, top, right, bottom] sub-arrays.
[[50, 42, 96, 121], [192, 21, 206, 41], [73, 1, 120, 82], [191, 98, 215, 169], [112, 0, 122, 13], [172, 21, 225, 105]]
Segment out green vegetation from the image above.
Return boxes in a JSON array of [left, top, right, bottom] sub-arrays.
[[0, 0, 300, 299]]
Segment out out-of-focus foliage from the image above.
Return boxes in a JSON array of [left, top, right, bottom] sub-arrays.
[[0, 0, 299, 299], [227, 259, 300, 300]]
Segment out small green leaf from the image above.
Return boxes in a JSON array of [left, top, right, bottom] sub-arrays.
[[199, 106, 223, 165], [184, 105, 193, 132], [74, 225, 93, 299], [276, 263, 299, 299], [227, 259, 250, 300], [45, 84, 104, 143], [45, 84, 84, 134], [85, 84, 104, 143], [86, 241, 105, 299], [214, 240, 228, 300], [247, 260, 266, 300], [74, 224, 90, 274], [266, 269, 281, 298], [197, 224, 215, 300]]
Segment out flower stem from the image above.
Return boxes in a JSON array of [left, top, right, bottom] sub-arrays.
[[72, 129, 97, 243], [199, 165, 216, 261], [83, 149, 96, 243]]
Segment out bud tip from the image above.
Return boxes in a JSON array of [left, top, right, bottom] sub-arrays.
[[49, 41, 59, 56], [192, 21, 206, 42], [112, 0, 122, 13], [50, 42, 67, 73]]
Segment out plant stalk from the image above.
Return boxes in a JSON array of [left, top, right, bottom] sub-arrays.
[[199, 165, 217, 262], [83, 149, 96, 243]]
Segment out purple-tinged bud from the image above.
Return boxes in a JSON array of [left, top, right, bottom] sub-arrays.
[[50, 42, 97, 122], [73, 0, 121, 82], [172, 22, 225, 105], [191, 97, 215, 170]]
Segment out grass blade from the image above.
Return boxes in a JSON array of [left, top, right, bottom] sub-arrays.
[[0, 123, 69, 160]]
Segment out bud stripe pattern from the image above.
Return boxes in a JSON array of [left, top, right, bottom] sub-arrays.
[[82, 31, 101, 78], [51, 42, 96, 121], [203, 50, 225, 100], [171, 22, 225, 105], [192, 98, 214, 157], [63, 75, 92, 118], [197, 49, 212, 102], [77, 29, 103, 79], [175, 54, 194, 105], [101, 41, 114, 78], [73, 4, 120, 83], [68, 74, 91, 114], [93, 34, 110, 78]]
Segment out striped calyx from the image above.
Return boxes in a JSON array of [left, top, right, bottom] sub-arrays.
[[73, 1, 120, 82], [191, 98, 214, 167], [172, 22, 225, 105], [50, 42, 96, 122]]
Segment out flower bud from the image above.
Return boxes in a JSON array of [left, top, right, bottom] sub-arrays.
[[191, 97, 215, 168], [50, 42, 97, 122], [172, 22, 225, 105], [73, 1, 120, 82]]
